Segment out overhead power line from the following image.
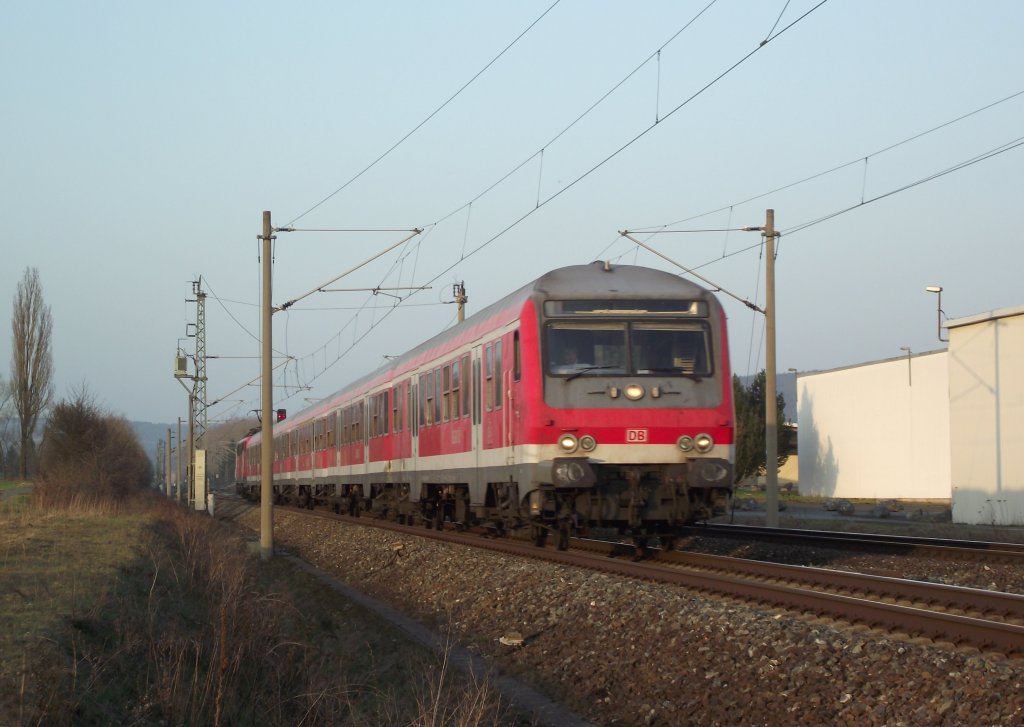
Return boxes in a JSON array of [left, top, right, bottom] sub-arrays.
[[240, 2, 832, 413], [632, 88, 1024, 232], [429, 0, 721, 229], [782, 134, 1024, 237], [286, 0, 564, 227]]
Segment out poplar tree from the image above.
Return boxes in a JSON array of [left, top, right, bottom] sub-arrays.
[[10, 267, 54, 479]]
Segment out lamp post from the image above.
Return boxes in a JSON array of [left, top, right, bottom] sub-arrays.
[[900, 346, 912, 386], [926, 286, 948, 342]]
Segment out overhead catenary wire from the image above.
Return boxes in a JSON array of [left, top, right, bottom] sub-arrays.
[[632, 88, 1024, 232], [782, 134, 1024, 237], [428, 0, 722, 230], [239, 1, 832, 412], [285, 0, 565, 228]]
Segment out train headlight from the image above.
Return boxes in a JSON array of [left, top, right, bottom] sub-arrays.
[[554, 461, 587, 485], [677, 435, 695, 452], [694, 433, 714, 453], [579, 435, 597, 452], [696, 461, 729, 483], [624, 383, 645, 401], [558, 433, 579, 453]]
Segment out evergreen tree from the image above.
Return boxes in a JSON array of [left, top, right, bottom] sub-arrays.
[[732, 371, 792, 484]]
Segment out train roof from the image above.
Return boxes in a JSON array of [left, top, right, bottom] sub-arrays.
[[248, 262, 718, 441]]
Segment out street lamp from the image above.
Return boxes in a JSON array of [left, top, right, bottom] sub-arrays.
[[926, 286, 948, 342], [899, 346, 912, 386]]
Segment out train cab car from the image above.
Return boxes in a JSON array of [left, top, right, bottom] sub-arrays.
[[236, 261, 734, 549]]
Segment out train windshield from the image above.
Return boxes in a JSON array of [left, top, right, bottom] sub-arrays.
[[546, 321, 711, 377]]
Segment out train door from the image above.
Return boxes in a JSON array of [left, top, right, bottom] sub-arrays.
[[481, 340, 504, 450], [505, 332, 516, 465], [310, 418, 321, 484], [410, 380, 419, 484], [471, 347, 482, 473], [362, 398, 370, 479]]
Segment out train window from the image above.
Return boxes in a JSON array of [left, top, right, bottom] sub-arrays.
[[546, 323, 627, 376], [410, 383, 417, 435], [327, 413, 336, 449], [356, 401, 364, 443], [494, 340, 503, 409], [461, 354, 470, 417], [382, 390, 389, 435], [393, 385, 402, 432], [513, 331, 521, 381], [451, 361, 460, 419], [421, 372, 434, 426], [442, 365, 451, 421], [433, 368, 442, 424], [631, 323, 711, 376]]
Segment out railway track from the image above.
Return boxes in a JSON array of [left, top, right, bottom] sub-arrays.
[[222, 495, 1024, 657], [679, 523, 1024, 565]]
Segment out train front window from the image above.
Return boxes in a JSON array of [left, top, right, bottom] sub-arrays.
[[631, 323, 711, 376], [547, 324, 627, 375], [546, 320, 713, 377]]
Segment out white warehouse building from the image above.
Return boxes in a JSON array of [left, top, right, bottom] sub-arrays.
[[796, 305, 1024, 526], [796, 350, 950, 502], [946, 306, 1024, 525]]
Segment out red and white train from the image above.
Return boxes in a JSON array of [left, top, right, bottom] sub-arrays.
[[236, 261, 734, 548]]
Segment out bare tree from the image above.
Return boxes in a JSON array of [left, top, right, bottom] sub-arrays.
[[11, 267, 54, 480], [0, 374, 11, 478]]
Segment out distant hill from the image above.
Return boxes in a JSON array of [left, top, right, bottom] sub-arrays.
[[132, 422, 173, 466]]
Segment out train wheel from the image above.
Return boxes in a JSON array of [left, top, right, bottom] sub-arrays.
[[532, 524, 548, 547], [433, 506, 444, 531], [660, 535, 677, 552]]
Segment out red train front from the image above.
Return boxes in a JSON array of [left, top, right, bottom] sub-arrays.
[[237, 261, 734, 549]]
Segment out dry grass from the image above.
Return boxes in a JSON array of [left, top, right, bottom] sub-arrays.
[[0, 493, 522, 726]]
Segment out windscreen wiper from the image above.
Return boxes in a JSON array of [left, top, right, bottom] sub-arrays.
[[564, 365, 617, 382]]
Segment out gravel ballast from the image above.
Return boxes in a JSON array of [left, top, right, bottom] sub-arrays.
[[238, 509, 1024, 726]]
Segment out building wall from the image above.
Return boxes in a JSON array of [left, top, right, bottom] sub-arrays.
[[948, 310, 1024, 525], [797, 351, 950, 500]]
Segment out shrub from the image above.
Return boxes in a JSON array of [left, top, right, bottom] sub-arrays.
[[35, 390, 152, 505]]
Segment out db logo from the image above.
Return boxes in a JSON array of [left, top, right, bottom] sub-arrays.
[[626, 429, 648, 443]]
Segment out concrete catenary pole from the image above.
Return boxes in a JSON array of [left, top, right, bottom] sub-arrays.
[[260, 211, 274, 559], [453, 282, 468, 323], [187, 394, 195, 508], [177, 416, 185, 505], [165, 428, 173, 498], [764, 209, 779, 528]]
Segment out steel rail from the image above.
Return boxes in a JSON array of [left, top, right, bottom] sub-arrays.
[[252, 500, 1024, 657], [679, 523, 1024, 564]]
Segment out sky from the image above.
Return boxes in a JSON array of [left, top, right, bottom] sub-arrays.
[[2, 1, 1022, 426]]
